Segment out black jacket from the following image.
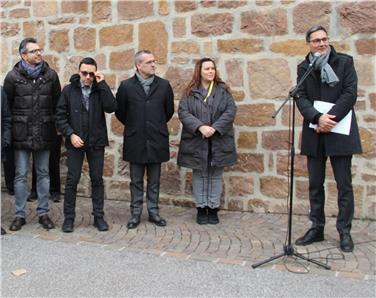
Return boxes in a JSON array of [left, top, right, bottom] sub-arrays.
[[296, 46, 362, 156], [115, 75, 174, 163], [3, 61, 61, 151], [56, 74, 116, 149], [177, 83, 237, 170], [1, 87, 12, 161]]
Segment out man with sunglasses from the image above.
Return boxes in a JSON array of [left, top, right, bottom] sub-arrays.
[[115, 50, 174, 229], [56, 57, 116, 233], [3, 37, 61, 231], [295, 26, 362, 252]]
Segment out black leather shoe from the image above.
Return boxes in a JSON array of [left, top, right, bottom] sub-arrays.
[[148, 214, 167, 227], [62, 218, 74, 233], [1, 227, 7, 235], [93, 217, 109, 231], [208, 208, 219, 224], [340, 234, 354, 253], [127, 216, 141, 229], [196, 207, 208, 225], [38, 214, 55, 230], [295, 228, 324, 246], [9, 217, 26, 231]]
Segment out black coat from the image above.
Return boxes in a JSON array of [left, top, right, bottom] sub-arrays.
[[296, 46, 362, 157], [177, 83, 237, 170], [56, 74, 116, 149], [3, 61, 61, 151], [1, 87, 12, 161], [115, 75, 174, 163]]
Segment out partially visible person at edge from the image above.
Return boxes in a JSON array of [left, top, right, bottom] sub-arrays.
[[3, 37, 61, 231], [1, 86, 12, 235], [294, 25, 362, 253], [56, 57, 116, 233], [177, 58, 237, 225], [115, 50, 174, 229]]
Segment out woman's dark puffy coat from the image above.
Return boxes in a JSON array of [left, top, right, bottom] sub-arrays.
[[3, 61, 61, 151], [177, 83, 237, 170], [56, 74, 116, 149]]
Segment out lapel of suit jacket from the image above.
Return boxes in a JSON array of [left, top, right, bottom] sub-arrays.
[[132, 75, 148, 99], [147, 77, 159, 98]]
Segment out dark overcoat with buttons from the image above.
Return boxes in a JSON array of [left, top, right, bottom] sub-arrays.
[[3, 61, 61, 151], [55, 74, 116, 149], [177, 83, 237, 170], [296, 46, 362, 157], [115, 75, 174, 163]]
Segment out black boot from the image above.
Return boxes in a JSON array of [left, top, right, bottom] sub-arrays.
[[208, 208, 219, 224], [1, 227, 6, 235], [196, 207, 208, 225]]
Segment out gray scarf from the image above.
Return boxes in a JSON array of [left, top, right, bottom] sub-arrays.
[[135, 71, 154, 95], [21, 60, 44, 79], [310, 47, 339, 87]]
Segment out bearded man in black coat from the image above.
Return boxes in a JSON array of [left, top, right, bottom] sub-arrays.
[[295, 26, 362, 253]]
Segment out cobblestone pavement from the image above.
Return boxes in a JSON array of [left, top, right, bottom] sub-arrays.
[[2, 192, 375, 281]]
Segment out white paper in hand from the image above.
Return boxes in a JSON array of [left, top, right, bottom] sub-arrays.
[[309, 100, 352, 135]]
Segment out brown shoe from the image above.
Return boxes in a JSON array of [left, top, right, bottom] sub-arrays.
[[38, 214, 55, 230], [9, 217, 26, 231]]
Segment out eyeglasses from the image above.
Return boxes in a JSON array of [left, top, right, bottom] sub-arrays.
[[80, 71, 95, 78], [309, 37, 329, 45], [144, 60, 157, 65], [27, 48, 44, 54]]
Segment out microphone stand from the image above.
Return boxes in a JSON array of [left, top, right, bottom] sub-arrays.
[[252, 63, 330, 270]]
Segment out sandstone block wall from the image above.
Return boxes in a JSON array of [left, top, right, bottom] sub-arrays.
[[1, 0, 375, 219]]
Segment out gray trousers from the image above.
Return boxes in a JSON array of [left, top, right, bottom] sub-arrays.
[[192, 166, 224, 209], [129, 162, 161, 217]]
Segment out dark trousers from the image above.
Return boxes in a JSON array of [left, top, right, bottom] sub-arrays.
[[31, 135, 62, 193], [64, 147, 105, 220], [307, 155, 354, 235], [2, 147, 15, 192], [129, 162, 161, 217]]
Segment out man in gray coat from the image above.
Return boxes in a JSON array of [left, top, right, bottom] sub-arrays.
[[115, 50, 174, 229], [295, 25, 362, 253]]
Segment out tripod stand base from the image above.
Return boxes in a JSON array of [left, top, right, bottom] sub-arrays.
[[252, 244, 330, 270]]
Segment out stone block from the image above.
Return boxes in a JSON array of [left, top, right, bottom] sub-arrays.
[[167, 116, 180, 136], [217, 38, 263, 54], [248, 58, 292, 99], [337, 2, 376, 35], [92, 0, 112, 23], [262, 130, 290, 150], [62, 0, 88, 14], [237, 131, 257, 149], [99, 24, 133, 47], [241, 9, 287, 36], [369, 93, 376, 111], [360, 128, 375, 156], [235, 104, 276, 127], [228, 153, 264, 173], [175, 0, 196, 12], [192, 13, 233, 37], [270, 40, 307, 56], [165, 66, 194, 100], [159, 0, 169, 15], [293, 1, 331, 34], [260, 176, 289, 199], [355, 39, 376, 55], [171, 41, 199, 54], [109, 49, 134, 71], [218, 0, 247, 8], [355, 57, 375, 86], [0, 22, 20, 37], [23, 20, 45, 47], [160, 162, 182, 195], [228, 176, 254, 196], [32, 0, 57, 17], [118, 0, 153, 20], [74, 27, 96, 51], [139, 21, 168, 64], [49, 30, 69, 53], [173, 17, 186, 38], [276, 153, 308, 178], [225, 59, 243, 87], [9, 8, 30, 18]]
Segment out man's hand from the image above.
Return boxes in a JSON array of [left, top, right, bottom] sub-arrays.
[[318, 114, 337, 133], [198, 125, 216, 138], [95, 72, 104, 83], [70, 133, 84, 148]]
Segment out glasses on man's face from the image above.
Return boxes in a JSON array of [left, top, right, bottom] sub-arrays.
[[80, 71, 95, 78], [310, 37, 329, 45], [144, 60, 157, 65], [27, 48, 44, 54]]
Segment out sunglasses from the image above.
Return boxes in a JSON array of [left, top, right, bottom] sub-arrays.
[[80, 71, 95, 78]]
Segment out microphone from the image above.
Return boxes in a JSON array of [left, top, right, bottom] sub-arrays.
[[309, 52, 321, 67]]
